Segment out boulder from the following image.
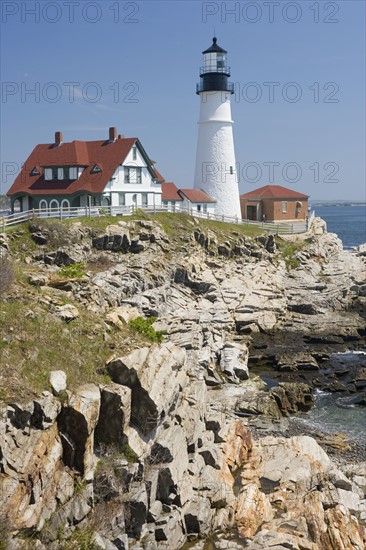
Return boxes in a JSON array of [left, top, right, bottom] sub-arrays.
[[50, 370, 67, 394], [105, 305, 140, 329], [54, 304, 79, 322]]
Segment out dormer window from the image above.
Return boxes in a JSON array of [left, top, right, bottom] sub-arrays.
[[44, 166, 79, 181], [91, 164, 102, 174], [31, 167, 40, 176]]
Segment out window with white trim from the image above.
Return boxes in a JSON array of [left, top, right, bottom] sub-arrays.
[[203, 204, 207, 213], [124, 167, 131, 183], [142, 193, 148, 206], [124, 166, 142, 183], [282, 201, 287, 213], [119, 193, 126, 206], [132, 147, 137, 160]]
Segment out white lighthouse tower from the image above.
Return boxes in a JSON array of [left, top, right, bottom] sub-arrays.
[[194, 37, 241, 218]]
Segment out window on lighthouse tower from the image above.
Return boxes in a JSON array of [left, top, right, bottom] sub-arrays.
[[204, 52, 226, 73], [217, 53, 226, 70]]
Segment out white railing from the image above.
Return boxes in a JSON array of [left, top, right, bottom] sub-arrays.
[[0, 204, 313, 235]]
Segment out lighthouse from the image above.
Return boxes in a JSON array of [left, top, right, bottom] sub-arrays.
[[193, 37, 241, 218]]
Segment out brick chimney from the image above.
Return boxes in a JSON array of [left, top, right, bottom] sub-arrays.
[[55, 131, 63, 146], [109, 127, 117, 141], [118, 134, 125, 140]]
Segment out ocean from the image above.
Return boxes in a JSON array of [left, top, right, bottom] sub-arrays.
[[299, 205, 366, 440], [312, 204, 366, 249]]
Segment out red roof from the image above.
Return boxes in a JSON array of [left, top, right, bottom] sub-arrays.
[[162, 182, 183, 201], [240, 185, 309, 200], [153, 166, 165, 183], [7, 136, 159, 196], [179, 189, 216, 203]]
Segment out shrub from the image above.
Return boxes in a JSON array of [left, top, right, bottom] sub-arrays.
[[59, 262, 86, 279], [128, 316, 166, 343]]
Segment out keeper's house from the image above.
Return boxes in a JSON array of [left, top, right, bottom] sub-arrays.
[[240, 185, 309, 222], [7, 128, 164, 212], [161, 182, 216, 215]]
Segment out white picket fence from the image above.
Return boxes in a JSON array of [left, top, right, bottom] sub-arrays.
[[0, 204, 314, 235]]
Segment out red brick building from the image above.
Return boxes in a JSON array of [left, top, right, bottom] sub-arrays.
[[240, 185, 309, 222]]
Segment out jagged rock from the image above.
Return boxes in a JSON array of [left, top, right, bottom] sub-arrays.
[[0, 414, 66, 530], [93, 225, 130, 253], [107, 343, 187, 436], [270, 382, 314, 415], [31, 231, 48, 245], [237, 435, 366, 548], [236, 392, 281, 419], [124, 483, 148, 536], [31, 393, 62, 429], [217, 244, 231, 257], [174, 267, 213, 294], [218, 342, 249, 382], [130, 239, 145, 254], [275, 351, 319, 372], [50, 370, 67, 394], [57, 384, 100, 478], [95, 384, 132, 449], [183, 495, 213, 535], [288, 302, 319, 314]]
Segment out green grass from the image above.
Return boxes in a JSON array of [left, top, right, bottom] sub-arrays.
[[276, 239, 306, 270], [0, 292, 149, 404]]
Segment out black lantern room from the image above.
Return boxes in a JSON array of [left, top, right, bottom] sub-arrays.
[[196, 37, 234, 94]]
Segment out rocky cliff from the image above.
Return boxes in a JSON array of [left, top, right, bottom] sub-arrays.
[[0, 214, 365, 549]]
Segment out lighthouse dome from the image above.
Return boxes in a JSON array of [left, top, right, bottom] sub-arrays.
[[202, 37, 227, 54]]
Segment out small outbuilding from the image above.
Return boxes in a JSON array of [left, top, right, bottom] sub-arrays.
[[240, 185, 309, 222]]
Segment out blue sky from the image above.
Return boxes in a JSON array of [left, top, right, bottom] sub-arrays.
[[1, 0, 365, 200]]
